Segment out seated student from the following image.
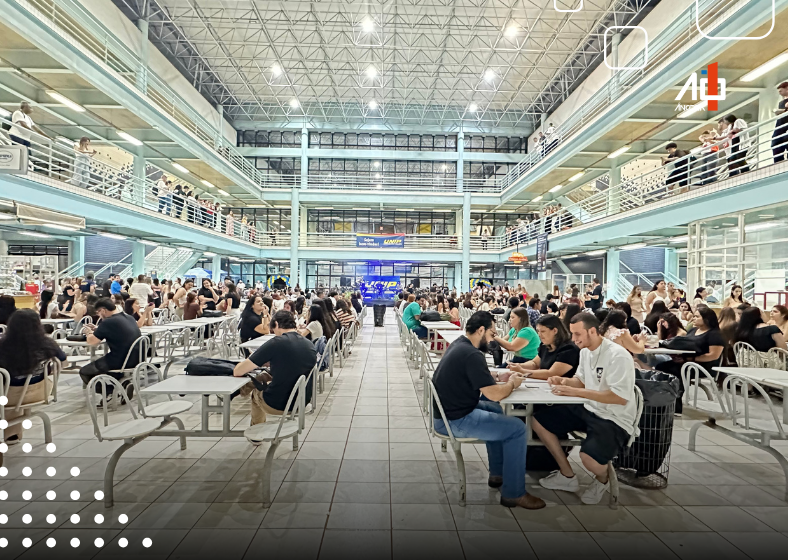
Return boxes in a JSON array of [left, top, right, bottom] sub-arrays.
[[297, 304, 331, 341], [492, 307, 540, 366], [508, 315, 580, 380], [502, 296, 520, 322], [615, 302, 642, 336], [526, 298, 541, 326], [239, 294, 269, 346], [233, 311, 317, 425], [402, 294, 428, 339], [183, 292, 202, 321], [736, 306, 787, 352], [79, 298, 142, 393], [532, 313, 637, 505], [431, 311, 545, 510], [124, 297, 154, 327], [0, 309, 66, 442], [540, 294, 558, 315], [600, 310, 646, 355]]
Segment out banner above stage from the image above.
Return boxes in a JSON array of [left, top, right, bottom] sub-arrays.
[[356, 233, 405, 248]]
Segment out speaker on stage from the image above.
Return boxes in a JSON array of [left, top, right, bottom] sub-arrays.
[[411, 278, 420, 289]]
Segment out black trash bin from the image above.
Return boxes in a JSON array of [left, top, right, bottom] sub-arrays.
[[614, 369, 679, 488], [373, 304, 386, 327]]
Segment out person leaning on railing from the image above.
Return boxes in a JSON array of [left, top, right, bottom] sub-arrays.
[[772, 81, 788, 163]]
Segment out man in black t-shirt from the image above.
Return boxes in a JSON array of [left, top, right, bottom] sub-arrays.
[[79, 298, 142, 389], [234, 311, 316, 425], [586, 278, 603, 311], [431, 311, 545, 510]]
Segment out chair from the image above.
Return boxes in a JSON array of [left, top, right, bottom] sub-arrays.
[[427, 379, 485, 507], [131, 363, 192, 449], [765, 347, 788, 370], [244, 375, 307, 507], [71, 316, 93, 335], [107, 336, 150, 399], [0, 358, 59, 445], [85, 375, 164, 507], [733, 341, 764, 368]]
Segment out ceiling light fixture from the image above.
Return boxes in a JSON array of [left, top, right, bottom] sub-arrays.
[[669, 235, 688, 243], [373, 161, 380, 168], [99, 232, 126, 240], [361, 18, 375, 33], [483, 68, 496, 82], [532, 195, 543, 202], [441, 164, 447, 172], [740, 51, 788, 82], [204, 251, 216, 257], [44, 224, 79, 232], [676, 247, 688, 254], [549, 185, 562, 193], [171, 162, 189, 174], [376, 184, 382, 189], [139, 240, 159, 246], [117, 131, 143, 146], [621, 242, 647, 250], [505, 24, 518, 37], [745, 221, 781, 232], [468, 103, 479, 114], [271, 64, 283, 77], [47, 91, 85, 112], [586, 249, 606, 256], [568, 171, 585, 182], [289, 98, 300, 109], [366, 66, 377, 79], [368, 100, 378, 110], [19, 231, 50, 238], [201, 179, 215, 188], [607, 145, 631, 159], [216, 189, 229, 196]]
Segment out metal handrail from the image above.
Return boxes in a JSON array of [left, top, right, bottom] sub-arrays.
[[0, 117, 260, 245], [16, 0, 279, 190], [497, 0, 760, 192]]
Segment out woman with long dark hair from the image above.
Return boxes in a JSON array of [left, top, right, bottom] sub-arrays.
[[312, 298, 336, 339], [644, 300, 669, 334], [0, 295, 17, 325], [736, 307, 787, 352], [298, 304, 331, 341], [508, 315, 579, 380], [722, 285, 746, 308], [600, 310, 645, 355], [38, 290, 59, 319], [0, 309, 66, 442], [560, 303, 582, 331], [769, 304, 788, 336], [240, 294, 269, 344]]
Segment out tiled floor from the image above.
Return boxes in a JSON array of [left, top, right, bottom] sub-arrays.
[[2, 312, 788, 559]]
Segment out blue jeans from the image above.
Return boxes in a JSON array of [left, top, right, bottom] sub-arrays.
[[434, 400, 528, 499], [412, 325, 428, 339]]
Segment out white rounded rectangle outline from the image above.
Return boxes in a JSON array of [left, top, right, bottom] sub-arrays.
[[553, 0, 583, 13], [695, 0, 774, 40], [603, 26, 648, 70]]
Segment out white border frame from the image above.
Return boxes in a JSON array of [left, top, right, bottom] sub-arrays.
[[695, 0, 774, 40], [603, 26, 648, 70]]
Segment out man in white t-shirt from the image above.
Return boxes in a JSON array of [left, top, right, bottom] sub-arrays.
[[9, 102, 48, 148], [128, 274, 154, 302], [531, 312, 638, 504]]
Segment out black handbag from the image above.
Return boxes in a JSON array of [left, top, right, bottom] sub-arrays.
[[201, 310, 223, 318], [66, 334, 87, 342], [660, 335, 699, 353]]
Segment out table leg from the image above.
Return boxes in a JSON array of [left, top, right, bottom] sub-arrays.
[[222, 395, 231, 434], [201, 394, 210, 432]]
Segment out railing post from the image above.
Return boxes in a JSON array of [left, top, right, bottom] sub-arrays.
[[456, 131, 464, 193], [461, 192, 470, 292], [290, 189, 299, 284], [300, 127, 308, 190], [136, 18, 149, 94], [606, 248, 621, 301]]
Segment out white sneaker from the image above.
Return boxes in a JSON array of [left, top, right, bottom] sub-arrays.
[[539, 471, 580, 492], [580, 478, 610, 504]]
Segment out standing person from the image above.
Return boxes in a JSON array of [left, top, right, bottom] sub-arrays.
[[157, 178, 173, 215], [773, 82, 788, 163], [662, 143, 690, 190], [723, 114, 750, 176], [151, 278, 162, 308], [626, 286, 645, 323], [644, 280, 671, 313], [128, 274, 153, 303], [532, 313, 637, 504], [431, 311, 545, 510], [173, 279, 194, 319], [9, 102, 49, 150], [585, 278, 603, 311], [68, 137, 96, 189], [722, 285, 746, 308]]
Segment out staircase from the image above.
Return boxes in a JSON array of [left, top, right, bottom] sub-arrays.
[[118, 247, 195, 280]]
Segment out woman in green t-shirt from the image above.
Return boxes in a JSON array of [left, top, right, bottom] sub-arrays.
[[493, 307, 540, 363]]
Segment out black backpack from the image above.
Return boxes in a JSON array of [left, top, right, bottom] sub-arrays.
[[420, 310, 441, 322]]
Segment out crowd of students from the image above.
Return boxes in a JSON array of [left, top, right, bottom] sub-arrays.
[[393, 277, 788, 509]]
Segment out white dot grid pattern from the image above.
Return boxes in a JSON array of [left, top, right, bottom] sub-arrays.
[[0, 445, 151, 550], [22, 419, 32, 430], [0, 419, 7, 429], [0, 395, 7, 405]]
